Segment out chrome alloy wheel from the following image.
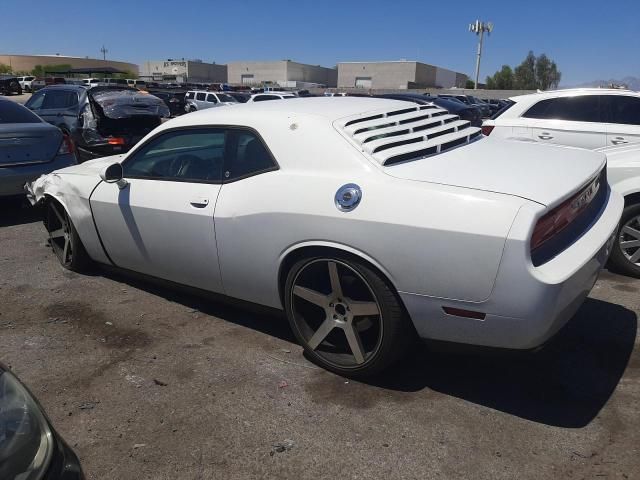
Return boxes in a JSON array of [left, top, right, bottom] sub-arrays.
[[619, 214, 640, 265], [290, 259, 383, 368], [47, 202, 73, 265]]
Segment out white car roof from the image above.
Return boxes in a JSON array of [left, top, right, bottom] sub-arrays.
[[510, 88, 640, 103]]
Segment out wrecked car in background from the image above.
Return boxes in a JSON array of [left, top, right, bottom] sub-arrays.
[[25, 85, 170, 163]]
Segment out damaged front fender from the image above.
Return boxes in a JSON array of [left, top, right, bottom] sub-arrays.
[[24, 172, 112, 265]]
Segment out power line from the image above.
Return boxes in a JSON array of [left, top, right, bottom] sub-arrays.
[[469, 20, 493, 90]]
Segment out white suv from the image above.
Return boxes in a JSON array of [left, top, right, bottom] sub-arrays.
[[17, 76, 35, 92], [483, 88, 640, 149]]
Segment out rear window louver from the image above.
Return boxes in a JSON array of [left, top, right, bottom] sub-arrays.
[[337, 104, 481, 166]]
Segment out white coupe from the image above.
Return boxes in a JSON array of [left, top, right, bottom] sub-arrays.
[[27, 98, 623, 377]]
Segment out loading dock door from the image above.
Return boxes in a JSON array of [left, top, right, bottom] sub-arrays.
[[355, 77, 372, 88], [241, 74, 255, 85]]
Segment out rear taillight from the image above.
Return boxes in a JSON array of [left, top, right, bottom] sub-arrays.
[[531, 174, 602, 253], [107, 137, 126, 145], [481, 125, 494, 136], [57, 133, 74, 155]]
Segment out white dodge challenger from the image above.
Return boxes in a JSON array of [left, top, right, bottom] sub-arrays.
[[27, 98, 623, 377]]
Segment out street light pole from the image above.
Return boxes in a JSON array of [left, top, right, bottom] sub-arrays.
[[469, 20, 493, 90]]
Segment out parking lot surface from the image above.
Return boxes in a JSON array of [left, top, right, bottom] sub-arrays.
[[1, 199, 639, 480]]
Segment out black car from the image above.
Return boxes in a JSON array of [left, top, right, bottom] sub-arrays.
[[25, 85, 170, 162], [0, 364, 84, 479], [374, 93, 483, 127], [148, 89, 186, 116], [0, 76, 22, 96], [438, 94, 492, 118], [225, 91, 251, 103]]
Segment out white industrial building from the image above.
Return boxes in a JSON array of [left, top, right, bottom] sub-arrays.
[[337, 61, 468, 90], [227, 60, 337, 88], [140, 59, 227, 84]]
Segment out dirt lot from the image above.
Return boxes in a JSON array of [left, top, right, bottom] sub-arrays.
[[1, 199, 639, 480]]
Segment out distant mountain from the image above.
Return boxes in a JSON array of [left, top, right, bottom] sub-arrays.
[[567, 76, 640, 90]]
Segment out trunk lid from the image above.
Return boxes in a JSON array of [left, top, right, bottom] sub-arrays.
[[384, 138, 606, 206], [0, 123, 62, 167]]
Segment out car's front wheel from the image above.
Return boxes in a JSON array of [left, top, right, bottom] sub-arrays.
[[284, 254, 415, 377], [45, 200, 92, 272], [609, 203, 640, 278]]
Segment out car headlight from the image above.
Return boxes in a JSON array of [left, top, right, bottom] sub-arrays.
[[0, 370, 54, 480]]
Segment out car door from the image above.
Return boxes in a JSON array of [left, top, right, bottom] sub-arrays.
[[601, 95, 640, 147], [523, 95, 606, 149], [194, 92, 207, 110], [90, 128, 225, 293], [206, 93, 219, 108], [213, 128, 280, 305], [27, 89, 80, 131]]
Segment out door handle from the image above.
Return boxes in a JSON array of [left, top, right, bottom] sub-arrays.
[[189, 197, 209, 208], [611, 137, 628, 145], [538, 133, 553, 140]]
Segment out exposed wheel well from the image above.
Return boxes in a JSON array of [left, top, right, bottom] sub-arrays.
[[624, 192, 640, 207], [277, 245, 400, 307]]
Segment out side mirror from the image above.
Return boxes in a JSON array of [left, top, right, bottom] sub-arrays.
[[100, 163, 128, 189]]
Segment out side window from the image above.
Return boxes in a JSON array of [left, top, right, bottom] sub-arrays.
[[122, 129, 225, 183], [253, 95, 279, 102], [224, 129, 277, 181], [41, 91, 79, 109], [195, 92, 206, 101], [206, 94, 218, 103], [186, 91, 195, 100], [26, 91, 45, 110], [605, 96, 640, 125], [523, 96, 600, 122]]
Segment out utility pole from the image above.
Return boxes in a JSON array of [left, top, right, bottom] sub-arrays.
[[100, 45, 108, 61], [469, 20, 493, 90]]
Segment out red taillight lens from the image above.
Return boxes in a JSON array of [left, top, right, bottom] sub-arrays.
[[107, 137, 126, 145], [57, 133, 74, 155], [481, 125, 494, 136], [531, 174, 601, 252]]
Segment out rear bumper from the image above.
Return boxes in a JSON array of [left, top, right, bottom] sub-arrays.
[[0, 154, 76, 197], [402, 187, 624, 349]]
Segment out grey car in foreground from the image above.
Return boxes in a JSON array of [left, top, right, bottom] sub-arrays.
[[0, 98, 76, 197]]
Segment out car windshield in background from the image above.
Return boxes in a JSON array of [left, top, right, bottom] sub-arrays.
[[217, 94, 237, 103], [0, 101, 41, 124], [491, 100, 515, 119]]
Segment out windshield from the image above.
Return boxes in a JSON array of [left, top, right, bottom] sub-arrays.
[[0, 101, 41, 124], [216, 94, 237, 103]]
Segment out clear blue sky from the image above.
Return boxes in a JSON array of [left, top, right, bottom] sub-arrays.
[[3, 0, 638, 85]]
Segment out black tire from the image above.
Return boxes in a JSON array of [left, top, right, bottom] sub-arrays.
[[609, 203, 640, 278], [284, 252, 415, 378], [45, 200, 92, 272]]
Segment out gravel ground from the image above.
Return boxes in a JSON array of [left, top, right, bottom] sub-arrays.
[[1, 198, 639, 480]]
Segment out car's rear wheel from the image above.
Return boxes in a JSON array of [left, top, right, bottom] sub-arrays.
[[45, 200, 92, 272], [284, 254, 415, 377], [609, 203, 640, 278]]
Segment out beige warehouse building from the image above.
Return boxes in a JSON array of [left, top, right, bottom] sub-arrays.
[[338, 61, 467, 89], [227, 60, 337, 88], [0, 54, 138, 75]]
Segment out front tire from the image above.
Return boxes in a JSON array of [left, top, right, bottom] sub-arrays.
[[45, 200, 92, 272], [609, 203, 640, 278], [284, 254, 415, 378]]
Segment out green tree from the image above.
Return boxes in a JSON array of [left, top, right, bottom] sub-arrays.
[[486, 65, 514, 90], [464, 79, 475, 89], [0, 63, 12, 74], [514, 51, 537, 89]]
